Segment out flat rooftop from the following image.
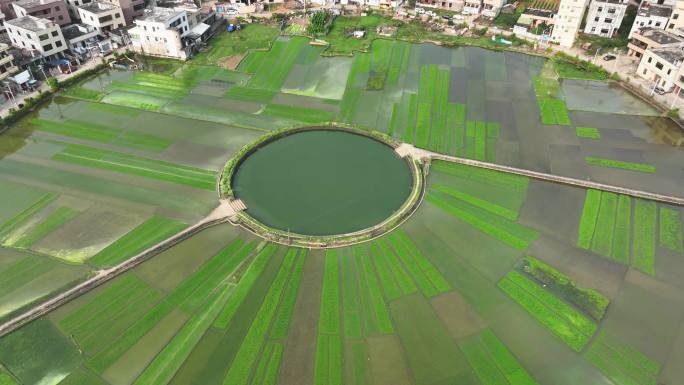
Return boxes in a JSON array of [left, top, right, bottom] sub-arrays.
[[638, 3, 672, 18], [636, 27, 684, 45], [61, 23, 97, 40], [6, 15, 55, 32], [78, 1, 120, 13], [14, 0, 62, 9], [650, 47, 684, 65], [136, 7, 184, 23]]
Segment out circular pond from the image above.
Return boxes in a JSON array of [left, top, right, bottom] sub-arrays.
[[231, 129, 414, 236]]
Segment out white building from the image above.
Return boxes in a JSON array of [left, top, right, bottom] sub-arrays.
[[5, 16, 67, 59], [637, 47, 684, 91], [77, 1, 125, 33], [482, 0, 505, 16], [666, 0, 684, 31], [551, 0, 590, 47], [583, 0, 629, 37], [0, 43, 18, 81], [463, 0, 482, 14], [629, 2, 673, 37], [129, 7, 191, 59]]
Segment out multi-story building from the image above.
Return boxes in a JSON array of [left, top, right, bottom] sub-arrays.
[[482, 0, 506, 16], [129, 8, 191, 59], [0, 0, 16, 19], [61, 23, 99, 51], [77, 1, 125, 33], [583, 0, 629, 37], [666, 0, 684, 30], [551, 0, 590, 47], [628, 27, 684, 58], [463, 0, 482, 14], [417, 0, 464, 11], [103, 0, 145, 24], [12, 0, 71, 26], [629, 2, 673, 37], [0, 43, 18, 81], [5, 16, 67, 59], [637, 47, 684, 91]]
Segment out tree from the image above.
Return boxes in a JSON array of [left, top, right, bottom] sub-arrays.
[[307, 12, 328, 35], [46, 77, 59, 91]]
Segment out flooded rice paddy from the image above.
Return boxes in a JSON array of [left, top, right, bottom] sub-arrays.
[[0, 27, 683, 385], [232, 129, 412, 235]]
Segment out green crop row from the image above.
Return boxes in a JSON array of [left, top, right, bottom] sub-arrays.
[[386, 41, 409, 86], [390, 230, 451, 296], [214, 243, 278, 329], [460, 329, 540, 385], [388, 103, 398, 136], [0, 193, 57, 239], [415, 102, 432, 149], [506, 271, 597, 336], [224, 86, 276, 103], [250, 343, 284, 385], [89, 216, 187, 268], [446, 103, 466, 156], [403, 93, 418, 144], [222, 250, 298, 385], [89, 239, 251, 373], [427, 69, 450, 154], [56, 368, 106, 385], [354, 246, 394, 334], [431, 161, 528, 191], [0, 370, 17, 385], [577, 189, 602, 250], [427, 192, 539, 250], [522, 256, 609, 321], [319, 250, 341, 334], [369, 243, 402, 300], [0, 256, 56, 297], [109, 80, 187, 100], [585, 157, 656, 173], [313, 334, 343, 385], [386, 233, 438, 297], [366, 39, 392, 90], [576, 127, 601, 139], [63, 86, 104, 101], [10, 207, 79, 249], [377, 239, 417, 296], [591, 192, 617, 257], [339, 53, 370, 123], [585, 330, 660, 385], [432, 184, 518, 221], [52, 143, 217, 190], [341, 251, 363, 338], [271, 249, 307, 339], [633, 199, 657, 275], [261, 103, 336, 123], [611, 195, 632, 264], [498, 273, 593, 351], [101, 90, 169, 111], [659, 207, 683, 253], [133, 282, 234, 385], [249, 37, 308, 91]]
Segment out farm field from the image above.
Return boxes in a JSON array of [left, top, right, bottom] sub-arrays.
[[0, 17, 683, 385]]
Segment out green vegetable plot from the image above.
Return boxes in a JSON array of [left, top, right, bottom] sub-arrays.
[[585, 329, 661, 385]]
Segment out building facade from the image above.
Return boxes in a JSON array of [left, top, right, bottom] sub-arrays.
[[463, 0, 482, 14], [417, 0, 464, 11], [12, 0, 71, 26], [628, 27, 684, 57], [482, 0, 506, 16], [5, 16, 67, 59], [104, 0, 145, 24], [77, 1, 125, 33], [583, 0, 629, 37], [551, 0, 590, 47], [129, 8, 191, 59], [666, 0, 684, 31], [629, 2, 673, 37]]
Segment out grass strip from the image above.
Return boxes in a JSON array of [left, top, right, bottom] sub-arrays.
[[224, 86, 276, 103], [591, 192, 617, 257], [460, 335, 509, 385], [585, 329, 660, 385], [313, 334, 343, 385], [341, 250, 363, 338], [11, 207, 79, 249], [659, 207, 683, 253], [261, 103, 336, 123], [377, 238, 417, 296], [585, 157, 656, 174], [577, 189, 602, 250], [89, 216, 187, 268], [414, 102, 431, 148], [213, 243, 277, 328], [369, 242, 402, 300], [392, 230, 451, 295], [633, 200, 657, 275], [222, 249, 297, 385], [133, 282, 233, 385], [480, 329, 540, 384]]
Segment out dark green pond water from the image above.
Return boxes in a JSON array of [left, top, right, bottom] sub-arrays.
[[232, 129, 413, 236]]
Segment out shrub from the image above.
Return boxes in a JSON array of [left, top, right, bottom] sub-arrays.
[[308, 12, 328, 35], [46, 77, 59, 91], [667, 108, 679, 118]]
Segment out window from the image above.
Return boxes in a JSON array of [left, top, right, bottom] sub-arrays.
[[605, 18, 612, 23], [668, 69, 672, 74], [656, 62, 664, 70], [591, 27, 596, 31], [115, 13, 120, 18], [648, 56, 652, 63], [674, 13, 680, 19], [594, 16, 599, 21], [608, 7, 615, 13], [643, 68, 648, 74], [597, 6, 602, 11], [655, 22, 661, 27], [52, 31, 58, 36], [55, 40, 62, 47], [43, 43, 53, 50], [58, 15, 63, 20], [30, 44, 35, 49], [39, 34, 48, 40], [55, 5, 60, 10]]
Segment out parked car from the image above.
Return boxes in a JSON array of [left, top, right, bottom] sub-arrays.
[[654, 87, 667, 95], [603, 54, 616, 61], [225, 8, 238, 15]]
